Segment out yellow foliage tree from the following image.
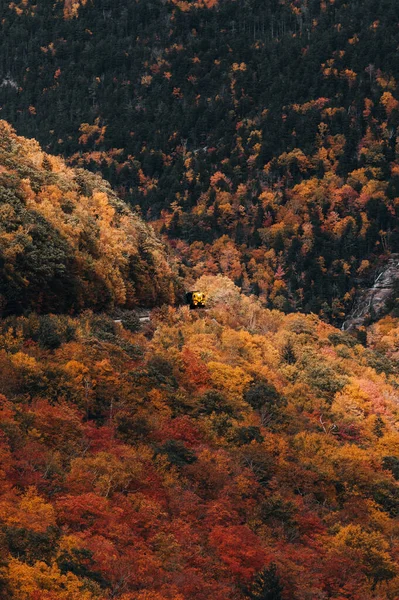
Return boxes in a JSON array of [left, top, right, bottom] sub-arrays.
[[7, 559, 96, 600]]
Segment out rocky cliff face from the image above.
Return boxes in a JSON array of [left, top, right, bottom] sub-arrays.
[[342, 254, 399, 331]]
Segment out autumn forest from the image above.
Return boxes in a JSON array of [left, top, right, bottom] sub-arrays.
[[1, 0, 399, 598]]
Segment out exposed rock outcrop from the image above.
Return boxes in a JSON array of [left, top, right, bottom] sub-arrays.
[[342, 254, 399, 331]]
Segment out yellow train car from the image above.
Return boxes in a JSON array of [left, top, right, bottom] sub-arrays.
[[186, 291, 207, 309]]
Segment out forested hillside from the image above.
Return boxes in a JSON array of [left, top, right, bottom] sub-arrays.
[[0, 276, 398, 599], [0, 121, 180, 315], [1, 1, 399, 598], [2, 0, 399, 319]]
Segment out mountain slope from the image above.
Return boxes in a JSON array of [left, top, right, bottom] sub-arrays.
[[2, 0, 399, 319], [1, 5, 399, 599], [0, 121, 181, 315], [0, 277, 398, 599]]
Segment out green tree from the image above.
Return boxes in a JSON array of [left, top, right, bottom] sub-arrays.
[[247, 564, 283, 600]]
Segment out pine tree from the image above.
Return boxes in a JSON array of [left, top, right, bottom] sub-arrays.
[[374, 415, 385, 439], [248, 564, 283, 600], [42, 155, 52, 171]]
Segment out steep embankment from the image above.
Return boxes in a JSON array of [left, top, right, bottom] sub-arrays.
[[0, 121, 181, 315], [0, 276, 398, 599]]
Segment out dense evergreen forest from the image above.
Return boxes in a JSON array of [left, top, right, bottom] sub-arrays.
[[2, 0, 399, 320]]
